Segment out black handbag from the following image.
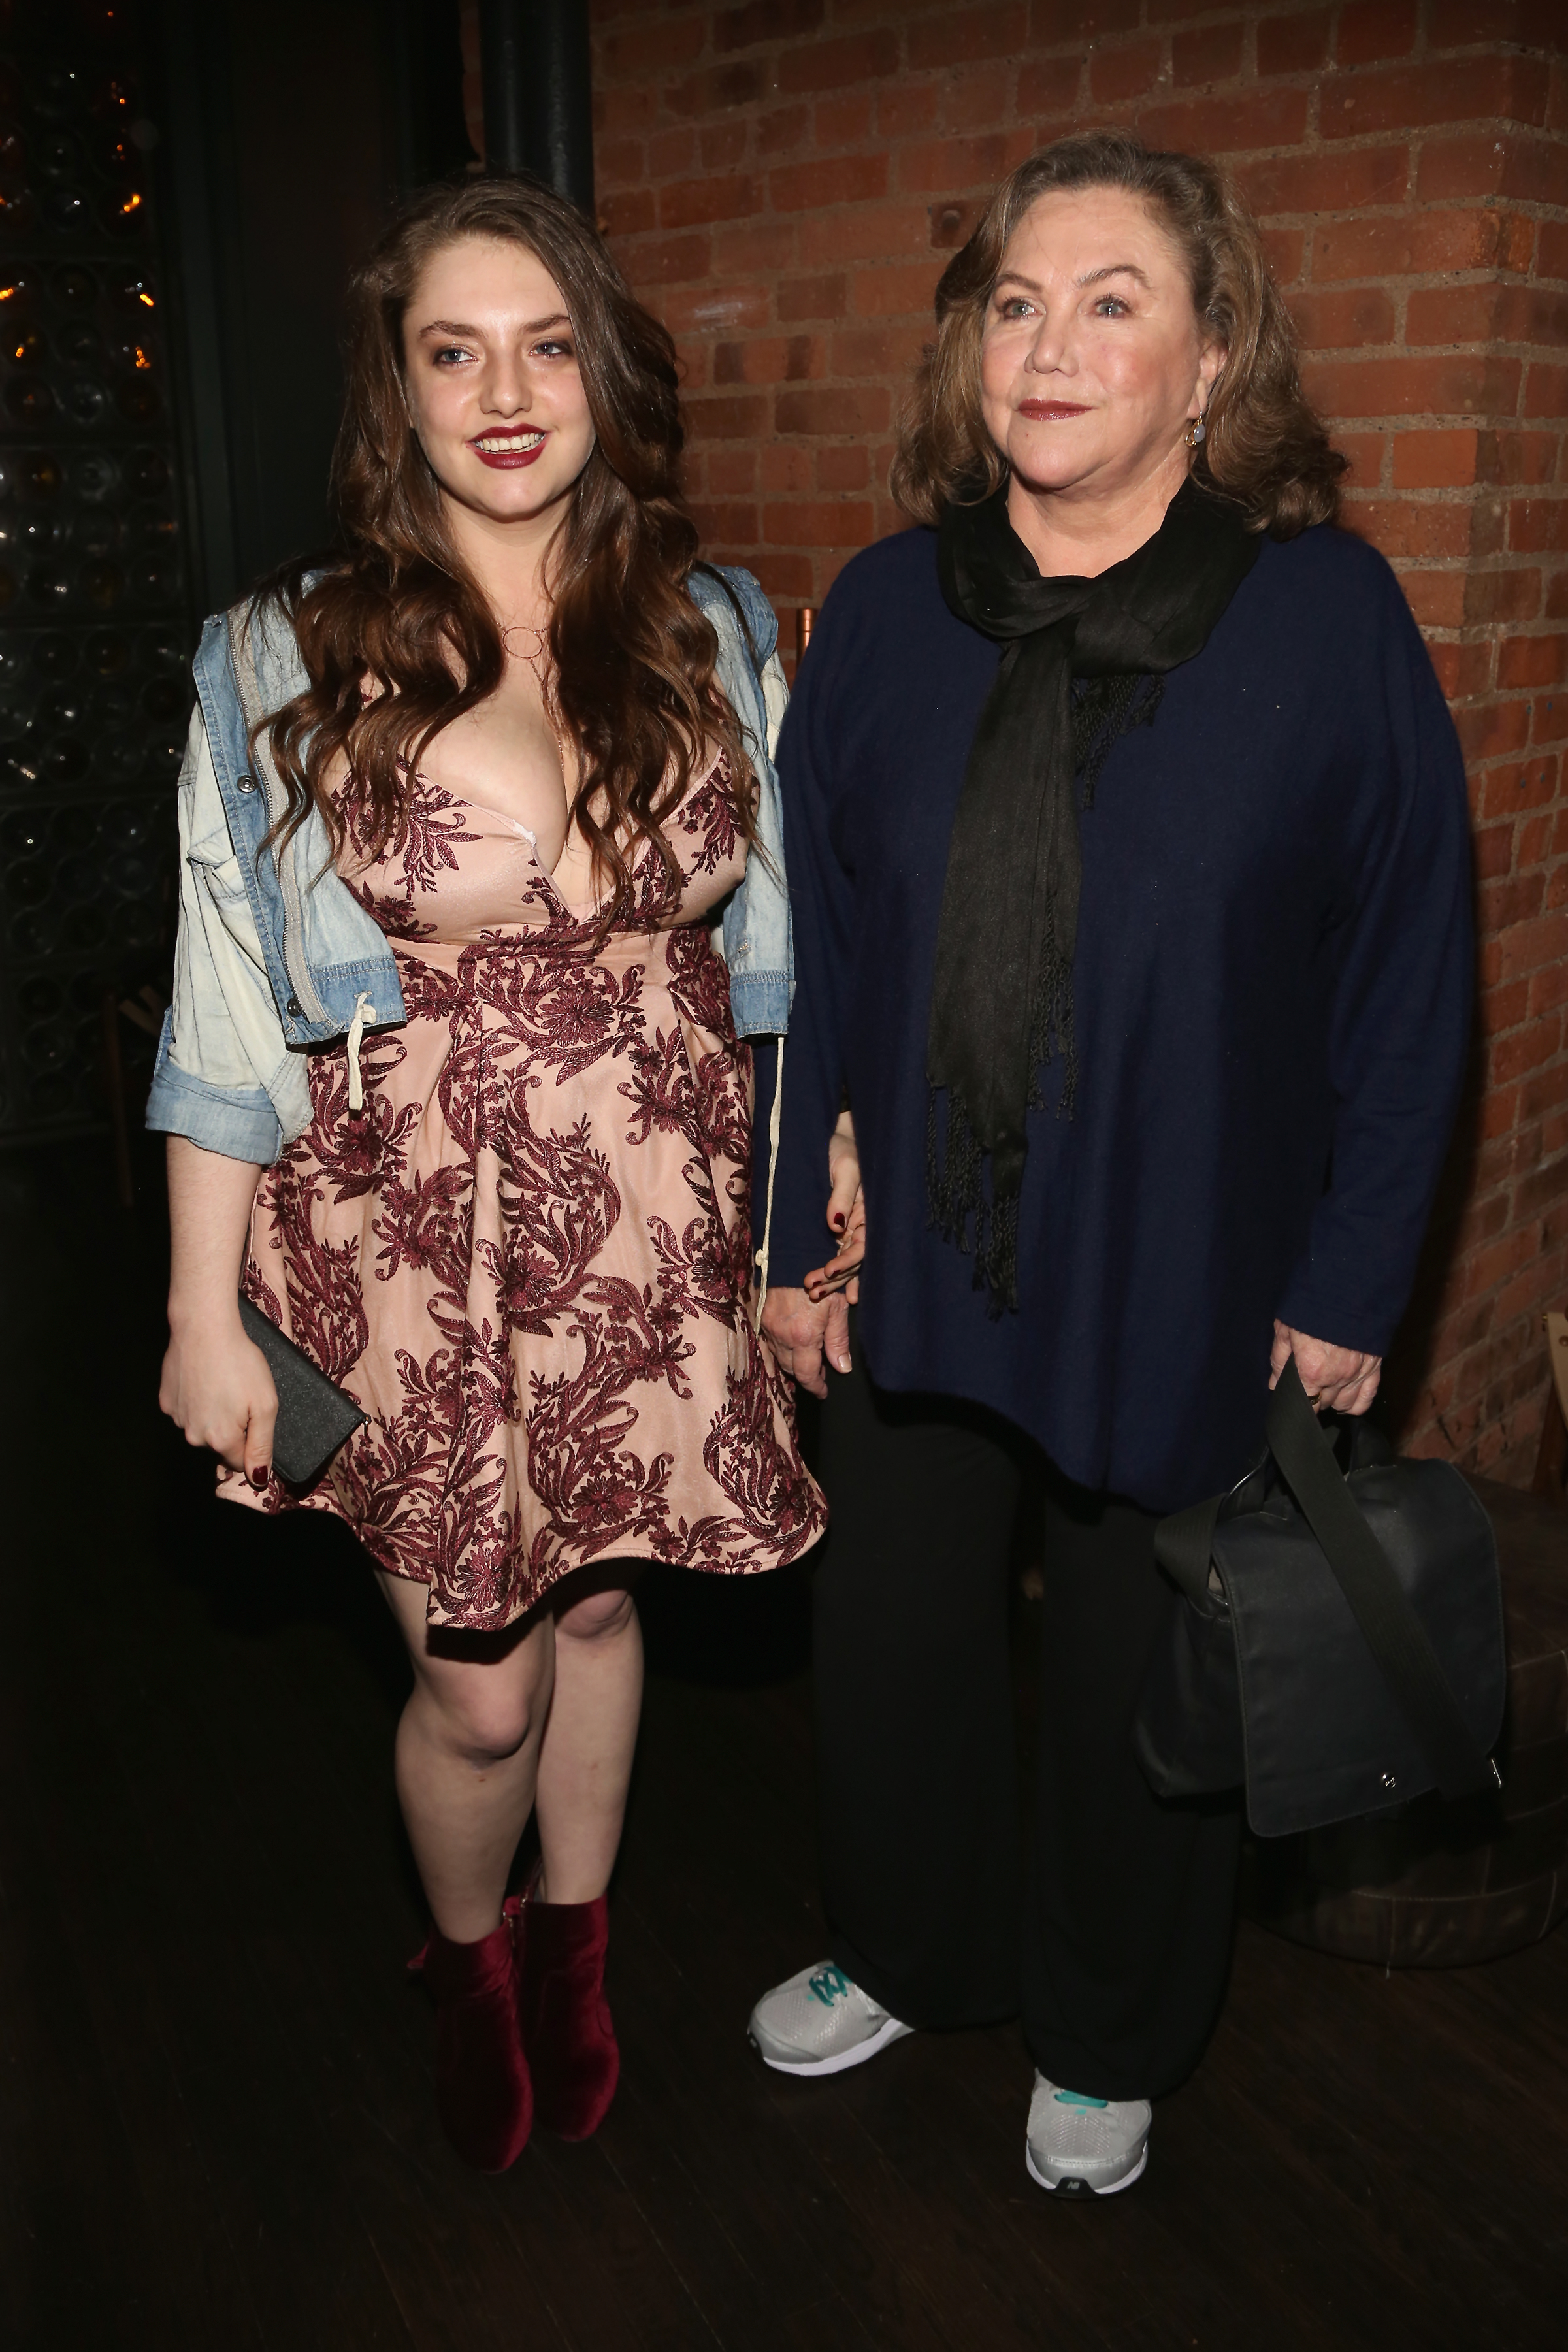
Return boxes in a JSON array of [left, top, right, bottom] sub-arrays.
[[238, 1294, 368, 1485], [1134, 1358, 1506, 1838]]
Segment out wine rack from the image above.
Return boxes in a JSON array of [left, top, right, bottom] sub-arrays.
[[0, 3, 189, 1141]]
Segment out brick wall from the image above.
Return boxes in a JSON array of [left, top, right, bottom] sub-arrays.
[[460, 1, 1568, 1486]]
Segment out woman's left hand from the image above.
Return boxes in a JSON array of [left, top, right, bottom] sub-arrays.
[[1270, 1321, 1382, 1415], [804, 1109, 866, 1305]]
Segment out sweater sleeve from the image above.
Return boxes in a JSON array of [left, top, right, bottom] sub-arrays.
[[762, 610, 858, 1290], [1273, 572, 1475, 1356]]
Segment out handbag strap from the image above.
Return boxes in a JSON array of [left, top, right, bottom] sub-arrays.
[[1264, 1358, 1496, 1801], [1154, 1492, 1224, 1605]]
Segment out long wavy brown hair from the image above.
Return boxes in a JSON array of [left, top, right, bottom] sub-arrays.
[[257, 174, 752, 920], [892, 131, 1345, 536]]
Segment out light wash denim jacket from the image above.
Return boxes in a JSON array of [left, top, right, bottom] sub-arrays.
[[146, 565, 793, 1169]]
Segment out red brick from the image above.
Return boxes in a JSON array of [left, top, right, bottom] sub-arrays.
[[815, 95, 875, 149], [775, 385, 892, 434], [1541, 222, 1568, 284], [1499, 634, 1568, 689], [1535, 693, 1568, 743], [657, 283, 772, 337], [777, 273, 848, 323], [1550, 572, 1568, 621], [706, 449, 757, 496], [1237, 144, 1409, 216], [1497, 907, 1568, 981], [852, 260, 943, 318], [663, 63, 767, 120], [763, 498, 875, 546], [1406, 286, 1501, 348], [1480, 971, 1531, 1028], [1400, 570, 1469, 626], [599, 14, 706, 79], [683, 392, 769, 441], [1090, 38, 1165, 103], [1135, 88, 1312, 154], [1256, 9, 1331, 76], [611, 231, 712, 285], [1320, 56, 1552, 140], [761, 444, 813, 493], [1302, 352, 1522, 419], [771, 154, 889, 212], [747, 551, 815, 598], [1017, 57, 1085, 119], [1474, 821, 1518, 882], [877, 83, 940, 140], [689, 501, 760, 545], [1261, 227, 1305, 286], [1026, 0, 1141, 37], [1309, 208, 1526, 282], [1511, 501, 1568, 553], [713, 0, 824, 55], [1393, 430, 1482, 489], [1465, 567, 1544, 623], [797, 203, 932, 269], [830, 323, 932, 376], [711, 219, 798, 275], [1428, 0, 1565, 46], [817, 446, 871, 491], [778, 29, 900, 95], [898, 131, 1034, 194], [1336, 430, 1387, 486], [1524, 365, 1568, 419], [757, 105, 810, 159], [1428, 636, 1494, 695], [1418, 134, 1568, 207], [1491, 1020, 1561, 1085], [1289, 287, 1396, 350], [701, 120, 750, 172], [600, 188, 656, 237], [939, 63, 1014, 134], [647, 127, 698, 179], [1487, 751, 1560, 815], [1456, 696, 1533, 757], [596, 137, 645, 186], [1478, 433, 1562, 488], [907, 5, 1029, 71], [1348, 497, 1473, 561], [1336, 0, 1419, 67], [659, 176, 764, 231], [713, 335, 826, 385]]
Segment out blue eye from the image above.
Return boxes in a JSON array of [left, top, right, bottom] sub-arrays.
[[1094, 296, 1130, 318], [432, 345, 469, 366]]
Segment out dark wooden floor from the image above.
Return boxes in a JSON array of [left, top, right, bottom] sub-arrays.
[[5, 1140, 1568, 2352]]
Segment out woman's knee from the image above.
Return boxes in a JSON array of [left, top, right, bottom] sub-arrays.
[[555, 1583, 637, 1645], [414, 1641, 552, 1766]]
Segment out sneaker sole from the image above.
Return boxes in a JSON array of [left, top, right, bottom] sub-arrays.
[[748, 2015, 913, 2078], [1025, 2140, 1148, 2198]]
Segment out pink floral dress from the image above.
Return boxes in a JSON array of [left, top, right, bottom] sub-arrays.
[[223, 753, 826, 1629]]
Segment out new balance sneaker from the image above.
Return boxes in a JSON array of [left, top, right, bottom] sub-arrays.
[[1025, 2072, 1151, 2197], [747, 1961, 913, 2077]]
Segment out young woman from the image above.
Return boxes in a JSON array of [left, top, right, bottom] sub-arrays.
[[752, 133, 1471, 2195], [150, 176, 824, 2173]]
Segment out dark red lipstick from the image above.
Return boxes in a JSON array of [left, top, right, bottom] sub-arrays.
[[468, 427, 548, 469], [1017, 400, 1090, 421]]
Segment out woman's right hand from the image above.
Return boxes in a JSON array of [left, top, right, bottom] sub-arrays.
[[761, 1288, 851, 1400], [805, 1108, 866, 1306], [160, 1307, 279, 1484]]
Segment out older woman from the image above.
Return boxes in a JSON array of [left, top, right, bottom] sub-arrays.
[[747, 133, 1471, 2196]]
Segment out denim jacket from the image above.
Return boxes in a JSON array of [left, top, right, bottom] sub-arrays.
[[146, 565, 793, 1169]]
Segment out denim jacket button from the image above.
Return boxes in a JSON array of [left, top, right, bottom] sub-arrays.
[[236, 771, 257, 794], [286, 994, 302, 1017]]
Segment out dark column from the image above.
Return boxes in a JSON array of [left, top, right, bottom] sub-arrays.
[[479, 0, 595, 214]]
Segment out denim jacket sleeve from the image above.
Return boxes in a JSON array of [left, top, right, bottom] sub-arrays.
[[690, 566, 794, 1039], [144, 703, 312, 1164]]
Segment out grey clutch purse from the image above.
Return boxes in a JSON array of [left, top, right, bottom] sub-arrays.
[[238, 1294, 368, 1484]]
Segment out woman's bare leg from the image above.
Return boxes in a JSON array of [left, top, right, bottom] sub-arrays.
[[534, 1573, 644, 1904], [378, 1570, 555, 1944]]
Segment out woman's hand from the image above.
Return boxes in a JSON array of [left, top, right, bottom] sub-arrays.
[[762, 1287, 852, 1401], [161, 1135, 276, 1482], [804, 1109, 866, 1307], [1269, 1321, 1382, 1416], [160, 1307, 279, 1484]]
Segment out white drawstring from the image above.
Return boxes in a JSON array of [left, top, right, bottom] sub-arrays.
[[753, 1034, 784, 1334], [345, 992, 376, 1113]]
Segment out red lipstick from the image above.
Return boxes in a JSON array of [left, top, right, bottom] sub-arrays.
[[468, 427, 548, 469], [1018, 400, 1090, 421]]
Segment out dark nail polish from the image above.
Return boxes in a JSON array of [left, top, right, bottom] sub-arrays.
[[250, 1467, 269, 1488], [830, 1211, 845, 1228]]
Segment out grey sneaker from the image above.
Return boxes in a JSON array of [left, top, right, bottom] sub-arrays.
[[748, 1961, 913, 2077], [1025, 2072, 1151, 2197]]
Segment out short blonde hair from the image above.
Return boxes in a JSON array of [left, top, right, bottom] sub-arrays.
[[892, 131, 1345, 538]]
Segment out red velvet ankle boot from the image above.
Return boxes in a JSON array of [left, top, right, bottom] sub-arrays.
[[410, 1895, 532, 2172], [520, 1891, 620, 2140]]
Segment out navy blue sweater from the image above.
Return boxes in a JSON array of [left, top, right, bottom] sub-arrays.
[[767, 521, 1473, 1512]]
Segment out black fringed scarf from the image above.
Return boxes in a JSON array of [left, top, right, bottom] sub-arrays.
[[928, 476, 1262, 1310]]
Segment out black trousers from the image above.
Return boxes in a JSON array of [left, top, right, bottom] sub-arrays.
[[813, 1329, 1241, 2100]]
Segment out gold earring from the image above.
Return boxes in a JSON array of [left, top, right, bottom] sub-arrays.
[[1185, 407, 1208, 449]]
